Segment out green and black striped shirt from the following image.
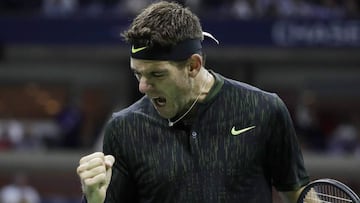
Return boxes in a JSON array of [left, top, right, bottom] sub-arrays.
[[102, 71, 309, 203]]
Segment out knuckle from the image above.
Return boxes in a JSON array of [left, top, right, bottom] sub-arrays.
[[79, 152, 104, 165], [77, 163, 88, 173], [84, 178, 95, 186], [92, 157, 103, 163], [98, 173, 106, 180], [90, 157, 103, 165], [76, 166, 82, 174], [94, 166, 106, 174], [78, 171, 90, 180], [94, 152, 104, 156], [83, 173, 106, 187]]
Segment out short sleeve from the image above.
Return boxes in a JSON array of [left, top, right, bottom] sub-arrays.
[[266, 95, 309, 191]]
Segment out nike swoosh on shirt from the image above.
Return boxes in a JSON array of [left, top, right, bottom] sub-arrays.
[[231, 126, 256, 136], [131, 46, 147, 53]]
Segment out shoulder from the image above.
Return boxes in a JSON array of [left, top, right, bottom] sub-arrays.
[[109, 96, 157, 124], [101, 97, 153, 151], [112, 96, 149, 118], [103, 96, 163, 137], [102, 97, 148, 133], [220, 75, 281, 105]]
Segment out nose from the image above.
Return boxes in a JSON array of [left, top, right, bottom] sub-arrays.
[[138, 77, 152, 94]]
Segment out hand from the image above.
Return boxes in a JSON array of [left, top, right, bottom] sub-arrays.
[[77, 152, 115, 203]]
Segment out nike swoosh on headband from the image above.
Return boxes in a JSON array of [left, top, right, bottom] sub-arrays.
[[131, 46, 147, 53]]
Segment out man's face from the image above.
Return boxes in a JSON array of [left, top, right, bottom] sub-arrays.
[[130, 58, 194, 119]]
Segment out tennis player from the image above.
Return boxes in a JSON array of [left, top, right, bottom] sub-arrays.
[[76, 1, 310, 202]]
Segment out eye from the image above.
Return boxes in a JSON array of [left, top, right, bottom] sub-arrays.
[[151, 72, 165, 77]]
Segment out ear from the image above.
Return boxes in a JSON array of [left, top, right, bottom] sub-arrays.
[[188, 54, 202, 78]]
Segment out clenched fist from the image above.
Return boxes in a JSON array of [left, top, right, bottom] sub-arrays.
[[77, 152, 115, 203]]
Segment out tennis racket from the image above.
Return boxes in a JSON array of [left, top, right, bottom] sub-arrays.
[[297, 178, 360, 203]]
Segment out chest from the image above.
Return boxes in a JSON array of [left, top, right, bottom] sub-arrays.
[[125, 116, 269, 188]]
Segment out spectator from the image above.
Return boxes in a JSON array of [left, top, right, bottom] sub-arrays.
[[277, 0, 314, 18], [43, 0, 78, 17], [13, 122, 45, 151], [120, 0, 151, 17], [0, 121, 12, 150], [6, 120, 24, 148], [311, 0, 345, 19], [55, 95, 84, 148], [328, 116, 360, 155], [294, 90, 326, 151], [0, 172, 41, 203], [232, 0, 256, 19]]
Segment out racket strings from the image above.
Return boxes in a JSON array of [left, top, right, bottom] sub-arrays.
[[304, 185, 354, 203]]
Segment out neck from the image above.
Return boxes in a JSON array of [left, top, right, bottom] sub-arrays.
[[168, 69, 214, 127], [196, 69, 214, 102]]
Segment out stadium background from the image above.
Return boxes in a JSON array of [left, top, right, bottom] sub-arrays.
[[0, 0, 359, 202]]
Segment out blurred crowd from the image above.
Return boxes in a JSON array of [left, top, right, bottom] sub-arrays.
[[0, 95, 96, 151], [0, 107, 84, 151], [294, 90, 360, 156], [0, 0, 359, 19], [0, 88, 360, 157], [0, 173, 41, 203]]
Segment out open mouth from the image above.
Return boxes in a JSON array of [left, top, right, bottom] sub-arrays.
[[152, 97, 167, 108]]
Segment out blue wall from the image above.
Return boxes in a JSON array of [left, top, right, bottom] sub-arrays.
[[1, 17, 360, 47]]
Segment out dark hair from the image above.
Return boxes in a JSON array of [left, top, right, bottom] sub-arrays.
[[122, 1, 203, 48]]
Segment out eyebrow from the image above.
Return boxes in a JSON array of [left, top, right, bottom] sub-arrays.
[[131, 65, 169, 77], [131, 61, 169, 72]]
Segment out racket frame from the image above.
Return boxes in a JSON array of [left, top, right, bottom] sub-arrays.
[[297, 178, 360, 203]]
